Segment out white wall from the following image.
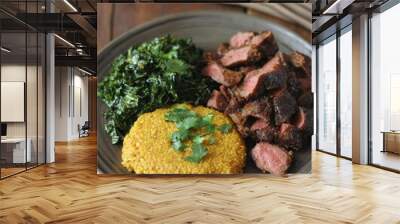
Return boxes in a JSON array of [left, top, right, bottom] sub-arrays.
[[1, 65, 38, 138], [54, 66, 89, 141], [1, 63, 46, 164]]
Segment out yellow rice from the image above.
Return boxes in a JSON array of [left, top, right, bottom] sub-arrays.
[[121, 104, 246, 174]]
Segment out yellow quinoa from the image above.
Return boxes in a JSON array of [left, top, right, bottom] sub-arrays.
[[121, 104, 246, 174]]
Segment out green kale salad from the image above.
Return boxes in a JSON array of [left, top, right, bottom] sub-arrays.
[[98, 35, 217, 144]]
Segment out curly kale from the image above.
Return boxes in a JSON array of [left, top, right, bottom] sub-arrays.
[[98, 35, 216, 144]]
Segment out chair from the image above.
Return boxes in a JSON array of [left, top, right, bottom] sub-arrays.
[[79, 121, 90, 138]]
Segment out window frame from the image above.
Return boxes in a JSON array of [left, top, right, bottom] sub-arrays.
[[315, 23, 353, 161]]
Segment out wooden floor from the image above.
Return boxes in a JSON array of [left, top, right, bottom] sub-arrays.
[[0, 135, 400, 224], [372, 150, 400, 171]]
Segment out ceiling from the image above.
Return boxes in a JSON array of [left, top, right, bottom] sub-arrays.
[[0, 0, 97, 74], [312, 0, 389, 44]]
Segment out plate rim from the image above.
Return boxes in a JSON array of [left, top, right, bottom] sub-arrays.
[[98, 10, 311, 73]]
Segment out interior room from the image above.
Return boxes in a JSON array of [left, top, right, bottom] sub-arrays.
[[313, 0, 400, 172], [0, 1, 400, 223], [0, 0, 96, 179]]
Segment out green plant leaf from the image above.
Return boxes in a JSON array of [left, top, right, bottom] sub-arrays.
[[218, 124, 232, 134], [185, 143, 208, 163]]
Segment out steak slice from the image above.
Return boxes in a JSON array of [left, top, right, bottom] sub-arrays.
[[217, 43, 230, 56], [220, 45, 262, 68], [250, 31, 278, 59], [298, 92, 313, 108], [239, 66, 257, 74], [286, 72, 302, 99], [295, 107, 313, 135], [237, 53, 287, 100], [242, 97, 273, 122], [298, 77, 311, 92], [219, 85, 231, 100], [278, 123, 303, 151], [203, 52, 218, 62], [207, 90, 228, 112], [288, 51, 311, 77], [202, 61, 243, 87], [229, 31, 256, 48], [228, 111, 249, 137], [273, 90, 298, 126], [263, 68, 288, 91], [219, 85, 243, 114], [250, 119, 277, 142], [251, 142, 292, 176]]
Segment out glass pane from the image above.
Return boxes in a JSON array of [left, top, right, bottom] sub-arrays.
[[371, 4, 400, 171], [38, 33, 45, 165], [340, 29, 352, 158], [27, 31, 38, 169], [318, 37, 337, 154], [1, 30, 27, 177]]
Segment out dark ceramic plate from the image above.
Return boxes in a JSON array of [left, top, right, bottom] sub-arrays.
[[97, 11, 312, 174]]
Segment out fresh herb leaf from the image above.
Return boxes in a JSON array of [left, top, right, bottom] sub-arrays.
[[218, 124, 233, 134], [206, 124, 216, 133], [201, 114, 214, 125], [192, 135, 205, 145], [170, 129, 189, 142], [172, 140, 186, 152], [164, 59, 189, 74], [185, 143, 208, 163], [165, 107, 232, 163], [178, 116, 200, 130], [170, 129, 189, 151]]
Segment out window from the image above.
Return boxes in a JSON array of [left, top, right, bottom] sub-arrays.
[[0, 2, 47, 179], [339, 27, 352, 158], [317, 36, 337, 154], [370, 3, 400, 171]]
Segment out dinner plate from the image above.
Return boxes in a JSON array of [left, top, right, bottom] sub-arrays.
[[98, 11, 312, 174]]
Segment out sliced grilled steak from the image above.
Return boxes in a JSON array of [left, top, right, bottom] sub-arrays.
[[286, 72, 302, 99], [219, 85, 243, 114], [207, 90, 228, 112], [264, 68, 288, 91], [203, 52, 218, 62], [278, 123, 303, 151], [273, 91, 298, 126], [228, 111, 249, 137], [203, 31, 312, 175], [298, 77, 311, 92], [298, 92, 313, 108], [226, 96, 242, 114], [239, 66, 257, 73], [242, 97, 273, 122], [288, 51, 311, 77], [295, 107, 313, 135], [251, 142, 292, 176], [250, 31, 278, 59], [217, 43, 230, 56], [219, 85, 230, 100], [202, 61, 243, 87], [220, 46, 262, 68], [229, 31, 256, 48], [237, 53, 286, 99], [250, 119, 277, 142]]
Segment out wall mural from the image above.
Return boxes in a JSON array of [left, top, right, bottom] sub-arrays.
[[96, 3, 313, 176]]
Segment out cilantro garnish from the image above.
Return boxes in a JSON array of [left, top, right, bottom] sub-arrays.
[[164, 107, 233, 163], [185, 143, 208, 163], [218, 124, 233, 134]]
